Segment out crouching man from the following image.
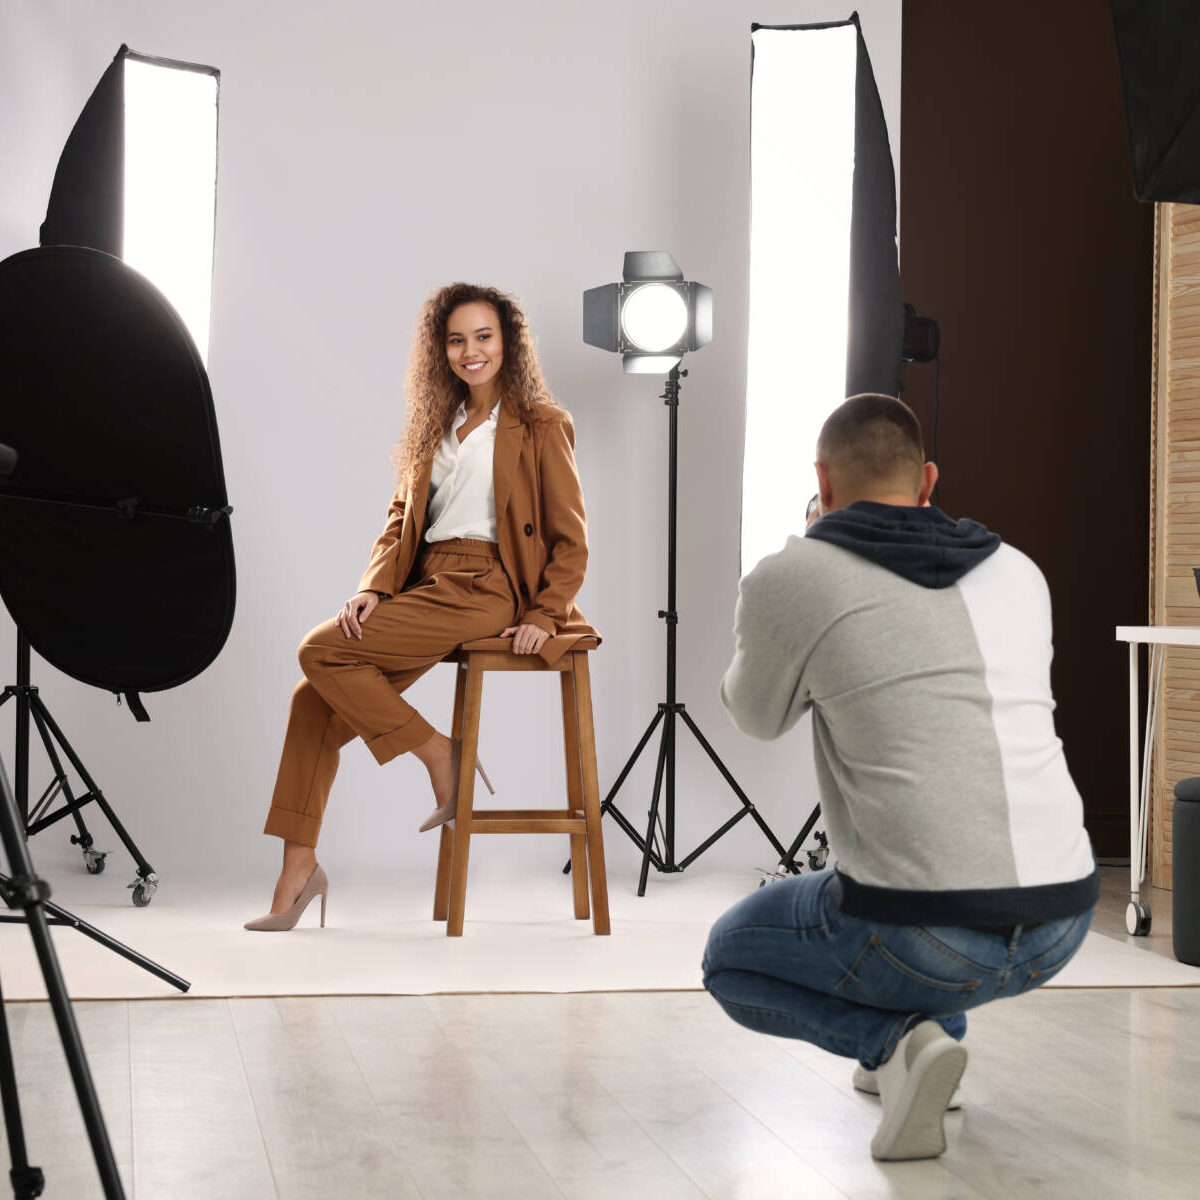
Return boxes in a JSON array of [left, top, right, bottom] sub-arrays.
[[704, 393, 1098, 1161]]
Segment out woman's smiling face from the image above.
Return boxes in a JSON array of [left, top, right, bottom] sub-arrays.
[[445, 301, 503, 391]]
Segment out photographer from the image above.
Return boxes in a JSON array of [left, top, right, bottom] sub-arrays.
[[703, 393, 1098, 1162]]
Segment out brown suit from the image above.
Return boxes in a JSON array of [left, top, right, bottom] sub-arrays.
[[357, 398, 598, 664], [263, 399, 598, 847]]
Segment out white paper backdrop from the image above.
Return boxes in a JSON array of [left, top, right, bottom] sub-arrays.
[[0, 0, 901, 899]]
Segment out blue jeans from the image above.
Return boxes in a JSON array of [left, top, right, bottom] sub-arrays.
[[702, 870, 1093, 1070]]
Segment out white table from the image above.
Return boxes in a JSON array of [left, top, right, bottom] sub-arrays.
[[1114, 626, 1200, 935]]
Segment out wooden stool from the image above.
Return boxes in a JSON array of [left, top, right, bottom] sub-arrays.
[[432, 636, 610, 936]]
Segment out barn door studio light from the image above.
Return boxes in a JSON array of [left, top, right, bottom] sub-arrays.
[[581, 253, 790, 893], [583, 250, 713, 373]]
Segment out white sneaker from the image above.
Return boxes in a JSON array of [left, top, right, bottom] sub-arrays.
[[853, 1063, 963, 1109], [868, 1020, 968, 1161]]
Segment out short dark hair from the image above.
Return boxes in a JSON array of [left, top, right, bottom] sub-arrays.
[[816, 393, 924, 490]]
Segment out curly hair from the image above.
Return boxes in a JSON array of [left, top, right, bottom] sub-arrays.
[[394, 282, 561, 487]]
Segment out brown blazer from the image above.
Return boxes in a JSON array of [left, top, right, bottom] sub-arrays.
[[357, 398, 599, 665]]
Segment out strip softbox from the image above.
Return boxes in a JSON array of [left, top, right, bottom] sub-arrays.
[[742, 15, 902, 574]]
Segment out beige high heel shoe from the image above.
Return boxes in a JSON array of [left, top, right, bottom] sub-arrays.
[[418, 741, 495, 832], [243, 864, 328, 931]]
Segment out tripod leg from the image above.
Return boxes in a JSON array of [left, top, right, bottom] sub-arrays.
[[676, 708, 792, 867], [781, 805, 823, 870], [0, 761, 126, 1199], [638, 717, 672, 897], [0, 885, 188, 992], [562, 706, 666, 875], [28, 705, 98, 864], [0, 969, 44, 1199], [23, 904, 126, 1198], [29, 698, 154, 880], [601, 707, 666, 818]]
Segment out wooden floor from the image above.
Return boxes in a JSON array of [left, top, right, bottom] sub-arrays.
[[3, 869, 1198, 1199]]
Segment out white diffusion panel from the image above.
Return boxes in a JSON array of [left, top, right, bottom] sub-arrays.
[[743, 24, 857, 574], [123, 57, 219, 363]]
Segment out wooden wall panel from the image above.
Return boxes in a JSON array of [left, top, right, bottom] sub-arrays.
[[1152, 202, 1200, 889]]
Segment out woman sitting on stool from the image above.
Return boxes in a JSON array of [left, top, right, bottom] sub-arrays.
[[245, 282, 598, 931]]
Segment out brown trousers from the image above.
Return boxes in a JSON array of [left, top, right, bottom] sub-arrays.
[[263, 538, 517, 847]]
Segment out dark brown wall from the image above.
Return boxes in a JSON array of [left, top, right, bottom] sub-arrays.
[[899, 3, 1153, 856]]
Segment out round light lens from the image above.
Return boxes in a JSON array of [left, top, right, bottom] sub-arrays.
[[620, 284, 688, 352]]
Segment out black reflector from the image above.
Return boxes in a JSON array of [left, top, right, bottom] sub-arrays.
[[0, 246, 235, 694]]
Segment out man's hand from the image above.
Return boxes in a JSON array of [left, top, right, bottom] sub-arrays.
[[501, 622, 551, 655], [336, 591, 380, 639]]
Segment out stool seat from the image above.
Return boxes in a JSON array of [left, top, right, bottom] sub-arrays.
[[453, 635, 600, 657], [433, 637, 610, 936]]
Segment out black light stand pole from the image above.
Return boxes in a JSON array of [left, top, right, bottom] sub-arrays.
[[584, 366, 794, 894], [12, 634, 28, 828], [654, 361, 684, 877], [0, 754, 126, 1199]]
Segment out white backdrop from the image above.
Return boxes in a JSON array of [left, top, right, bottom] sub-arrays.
[[0, 0, 901, 899]]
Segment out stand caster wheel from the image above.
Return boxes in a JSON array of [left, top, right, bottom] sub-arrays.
[[1125, 899, 1151, 936], [755, 866, 791, 888], [83, 850, 106, 875], [807, 831, 830, 872], [128, 873, 158, 908]]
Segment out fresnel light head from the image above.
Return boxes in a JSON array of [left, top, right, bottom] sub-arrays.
[[583, 251, 712, 373]]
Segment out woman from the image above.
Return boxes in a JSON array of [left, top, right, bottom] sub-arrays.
[[245, 283, 597, 931]]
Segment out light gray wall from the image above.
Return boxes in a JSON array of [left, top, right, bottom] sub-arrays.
[[0, 0, 901, 895]]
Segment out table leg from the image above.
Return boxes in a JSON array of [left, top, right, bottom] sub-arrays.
[[1139, 646, 1164, 890], [1130, 642, 1139, 907], [1126, 642, 1161, 937]]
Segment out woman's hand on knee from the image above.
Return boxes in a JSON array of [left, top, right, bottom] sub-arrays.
[[501, 622, 550, 655], [336, 591, 379, 639]]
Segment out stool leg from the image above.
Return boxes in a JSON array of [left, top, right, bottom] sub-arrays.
[[561, 665, 590, 921], [433, 825, 453, 921], [447, 657, 484, 937], [573, 653, 610, 935], [450, 659, 468, 741], [433, 662, 468, 922]]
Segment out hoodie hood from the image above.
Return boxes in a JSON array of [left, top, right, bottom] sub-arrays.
[[806, 501, 1001, 588]]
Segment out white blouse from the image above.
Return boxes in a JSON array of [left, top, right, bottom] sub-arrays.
[[424, 402, 498, 543]]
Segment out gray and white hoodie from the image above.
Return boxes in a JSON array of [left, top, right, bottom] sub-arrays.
[[721, 501, 1098, 926]]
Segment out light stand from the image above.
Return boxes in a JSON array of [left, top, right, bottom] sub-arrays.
[[0, 750, 127, 1198], [0, 434, 187, 1198], [2, 630, 158, 901], [588, 366, 794, 894], [0, 443, 147, 1199], [0, 631, 187, 981]]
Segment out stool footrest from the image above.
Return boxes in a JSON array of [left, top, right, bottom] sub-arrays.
[[465, 808, 576, 821], [468, 816, 586, 835]]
